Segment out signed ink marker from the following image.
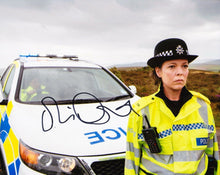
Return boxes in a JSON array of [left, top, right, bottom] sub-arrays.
[[41, 92, 137, 132]]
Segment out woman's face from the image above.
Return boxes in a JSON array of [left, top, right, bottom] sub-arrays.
[[155, 59, 189, 92]]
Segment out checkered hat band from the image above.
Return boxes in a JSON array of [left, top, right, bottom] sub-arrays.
[[155, 45, 189, 57], [155, 50, 173, 57]]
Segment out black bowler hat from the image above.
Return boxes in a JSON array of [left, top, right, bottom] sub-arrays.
[[147, 38, 198, 68]]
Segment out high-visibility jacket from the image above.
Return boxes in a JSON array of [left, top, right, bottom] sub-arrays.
[[20, 85, 48, 102], [125, 90, 219, 175]]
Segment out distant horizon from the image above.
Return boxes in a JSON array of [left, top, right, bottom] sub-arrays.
[[111, 58, 220, 66], [0, 58, 219, 70]]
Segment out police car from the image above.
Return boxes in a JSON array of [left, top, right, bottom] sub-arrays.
[[0, 55, 139, 175]]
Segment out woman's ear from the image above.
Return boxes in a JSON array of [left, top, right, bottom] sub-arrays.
[[155, 67, 162, 78]]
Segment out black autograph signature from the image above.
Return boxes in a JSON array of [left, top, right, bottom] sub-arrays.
[[41, 92, 137, 132]]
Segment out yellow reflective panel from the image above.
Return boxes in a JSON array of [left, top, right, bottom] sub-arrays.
[[0, 106, 6, 115], [6, 101, 13, 117], [3, 135, 14, 164], [3, 130, 19, 164], [9, 129, 19, 158]]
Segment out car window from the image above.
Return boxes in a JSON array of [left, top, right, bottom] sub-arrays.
[[1, 65, 12, 87], [18, 67, 131, 104], [1, 64, 16, 97]]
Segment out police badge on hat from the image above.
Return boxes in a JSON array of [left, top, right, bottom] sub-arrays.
[[147, 38, 198, 68]]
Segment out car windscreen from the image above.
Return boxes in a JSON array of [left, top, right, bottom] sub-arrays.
[[17, 67, 131, 104]]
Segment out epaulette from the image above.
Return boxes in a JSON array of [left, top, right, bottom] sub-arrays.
[[190, 91, 210, 104], [132, 94, 156, 112]]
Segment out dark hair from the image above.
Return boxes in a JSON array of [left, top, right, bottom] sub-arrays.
[[151, 69, 161, 85], [151, 62, 163, 85]]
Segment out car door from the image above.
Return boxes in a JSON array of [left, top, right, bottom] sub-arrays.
[[0, 64, 19, 175]]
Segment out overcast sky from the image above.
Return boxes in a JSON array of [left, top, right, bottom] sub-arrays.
[[0, 0, 220, 68]]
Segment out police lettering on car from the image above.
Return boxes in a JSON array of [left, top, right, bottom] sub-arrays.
[[0, 55, 139, 175]]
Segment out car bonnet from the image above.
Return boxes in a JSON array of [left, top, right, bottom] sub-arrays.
[[9, 98, 137, 156]]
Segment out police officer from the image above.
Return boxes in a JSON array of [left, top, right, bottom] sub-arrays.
[[125, 38, 219, 174], [20, 78, 48, 102]]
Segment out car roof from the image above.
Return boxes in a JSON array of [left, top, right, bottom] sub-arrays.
[[17, 55, 101, 68]]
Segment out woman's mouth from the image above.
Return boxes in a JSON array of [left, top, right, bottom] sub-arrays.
[[175, 79, 184, 83]]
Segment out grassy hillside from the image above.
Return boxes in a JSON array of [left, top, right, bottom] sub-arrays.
[[110, 67, 220, 127]]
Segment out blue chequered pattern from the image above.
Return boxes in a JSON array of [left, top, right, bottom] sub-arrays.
[[158, 129, 172, 139], [208, 125, 214, 131], [139, 123, 214, 140], [138, 133, 143, 140], [172, 123, 214, 132]]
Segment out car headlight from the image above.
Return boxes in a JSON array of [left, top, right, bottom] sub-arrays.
[[19, 140, 90, 174]]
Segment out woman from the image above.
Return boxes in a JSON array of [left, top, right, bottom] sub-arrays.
[[125, 38, 219, 175]]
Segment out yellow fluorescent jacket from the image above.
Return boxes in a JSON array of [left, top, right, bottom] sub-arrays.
[[125, 91, 219, 175]]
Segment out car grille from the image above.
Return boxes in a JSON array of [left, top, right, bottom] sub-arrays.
[[91, 159, 125, 175]]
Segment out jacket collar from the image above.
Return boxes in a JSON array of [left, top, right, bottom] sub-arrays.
[[155, 84, 193, 116]]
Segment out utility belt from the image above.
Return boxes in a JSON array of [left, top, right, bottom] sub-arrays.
[[206, 157, 217, 175]]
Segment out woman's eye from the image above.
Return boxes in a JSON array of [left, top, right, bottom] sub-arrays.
[[183, 64, 189, 68], [169, 65, 175, 69]]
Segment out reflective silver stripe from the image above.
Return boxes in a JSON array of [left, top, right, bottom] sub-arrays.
[[125, 159, 139, 174], [143, 146, 173, 164], [126, 142, 140, 174], [141, 151, 206, 175], [214, 150, 219, 159], [194, 153, 206, 174], [174, 150, 205, 162], [127, 127, 136, 137], [141, 106, 150, 117], [143, 146, 205, 163], [213, 133, 220, 160], [197, 98, 220, 161], [141, 157, 174, 175], [171, 173, 195, 175], [207, 137, 213, 148], [197, 98, 208, 124], [127, 142, 141, 159], [141, 107, 150, 128]]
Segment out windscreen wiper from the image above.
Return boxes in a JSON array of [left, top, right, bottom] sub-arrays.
[[105, 95, 130, 102], [73, 98, 102, 104]]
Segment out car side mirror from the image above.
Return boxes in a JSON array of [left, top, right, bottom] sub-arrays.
[[129, 85, 137, 94]]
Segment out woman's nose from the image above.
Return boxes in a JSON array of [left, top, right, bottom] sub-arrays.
[[176, 67, 184, 75]]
